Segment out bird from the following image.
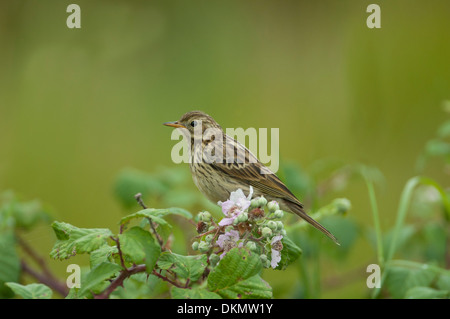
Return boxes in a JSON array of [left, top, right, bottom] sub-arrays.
[[163, 111, 339, 245]]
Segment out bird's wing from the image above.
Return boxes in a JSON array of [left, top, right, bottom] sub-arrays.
[[210, 134, 303, 208]]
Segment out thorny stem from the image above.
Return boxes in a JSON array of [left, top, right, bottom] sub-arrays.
[[152, 269, 185, 288], [111, 236, 127, 270], [134, 193, 164, 248], [95, 264, 146, 299]]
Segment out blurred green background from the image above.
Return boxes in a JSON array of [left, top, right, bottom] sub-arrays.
[[0, 0, 449, 298]]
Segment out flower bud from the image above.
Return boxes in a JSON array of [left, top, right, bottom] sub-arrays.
[[260, 254, 268, 263], [262, 227, 272, 238], [267, 221, 277, 230], [249, 198, 260, 210], [205, 234, 214, 243], [191, 241, 199, 251], [258, 196, 268, 207], [332, 198, 352, 214], [267, 201, 279, 213], [237, 212, 248, 223], [245, 241, 257, 251], [198, 241, 210, 253], [274, 209, 284, 219], [210, 253, 220, 266], [276, 221, 284, 231], [201, 211, 212, 222]]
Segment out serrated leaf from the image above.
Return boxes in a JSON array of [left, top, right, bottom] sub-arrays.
[[79, 262, 121, 296], [50, 221, 113, 260], [157, 252, 207, 282], [120, 207, 193, 228], [214, 275, 273, 299], [120, 209, 171, 227], [90, 245, 118, 268], [6, 283, 52, 299], [171, 286, 222, 299], [207, 248, 271, 299], [118, 226, 160, 272]]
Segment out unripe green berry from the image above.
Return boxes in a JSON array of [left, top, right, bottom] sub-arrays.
[[208, 225, 216, 231], [191, 241, 199, 251], [262, 227, 272, 238]]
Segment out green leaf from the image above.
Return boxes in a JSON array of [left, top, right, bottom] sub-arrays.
[[111, 273, 167, 299], [0, 191, 51, 230], [120, 209, 171, 227], [213, 275, 273, 299], [274, 236, 302, 270], [208, 247, 272, 299], [90, 245, 118, 268], [384, 262, 440, 298], [120, 207, 193, 228], [0, 231, 20, 284], [50, 221, 113, 260], [405, 286, 449, 299], [6, 283, 52, 299], [164, 207, 193, 219], [171, 286, 222, 299], [425, 139, 450, 157], [79, 262, 121, 296], [437, 120, 450, 138], [158, 252, 208, 282], [118, 226, 161, 272]]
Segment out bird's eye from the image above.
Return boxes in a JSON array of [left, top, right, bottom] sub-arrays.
[[190, 121, 197, 127]]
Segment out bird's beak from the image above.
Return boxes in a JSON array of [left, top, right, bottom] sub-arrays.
[[163, 121, 185, 128]]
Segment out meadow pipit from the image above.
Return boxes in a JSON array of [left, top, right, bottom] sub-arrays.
[[164, 111, 339, 244]]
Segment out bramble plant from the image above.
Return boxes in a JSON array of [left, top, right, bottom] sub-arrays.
[[48, 189, 306, 299], [1, 108, 449, 299]]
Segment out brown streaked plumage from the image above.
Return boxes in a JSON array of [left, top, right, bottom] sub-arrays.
[[164, 111, 339, 245]]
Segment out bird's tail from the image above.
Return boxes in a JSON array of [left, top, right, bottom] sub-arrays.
[[287, 202, 340, 245]]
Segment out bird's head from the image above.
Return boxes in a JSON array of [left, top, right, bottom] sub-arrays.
[[163, 111, 222, 136]]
